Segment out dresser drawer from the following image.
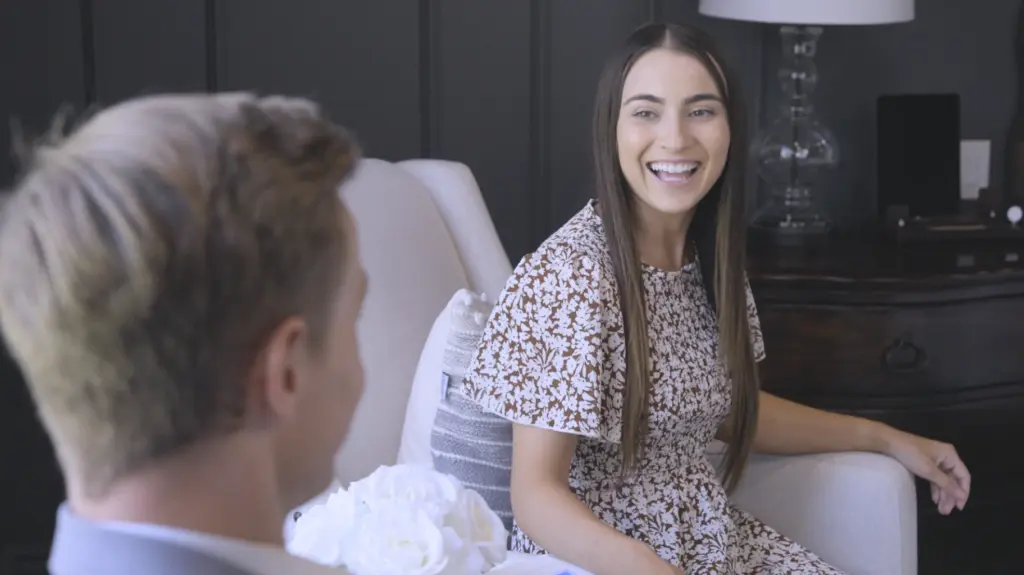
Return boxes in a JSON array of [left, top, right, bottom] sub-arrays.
[[757, 296, 1024, 397]]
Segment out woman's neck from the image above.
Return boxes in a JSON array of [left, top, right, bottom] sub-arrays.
[[633, 201, 695, 271]]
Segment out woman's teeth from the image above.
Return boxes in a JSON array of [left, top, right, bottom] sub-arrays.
[[647, 161, 700, 183]]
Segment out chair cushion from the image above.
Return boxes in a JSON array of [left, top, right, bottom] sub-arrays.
[[428, 290, 513, 531]]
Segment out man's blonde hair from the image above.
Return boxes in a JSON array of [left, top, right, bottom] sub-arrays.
[[0, 93, 360, 497]]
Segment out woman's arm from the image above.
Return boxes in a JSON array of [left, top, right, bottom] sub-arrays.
[[715, 391, 884, 453], [750, 391, 887, 454], [510, 424, 679, 575], [719, 390, 970, 515]]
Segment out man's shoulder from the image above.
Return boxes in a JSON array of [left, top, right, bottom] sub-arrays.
[[49, 516, 257, 575], [48, 505, 340, 575]]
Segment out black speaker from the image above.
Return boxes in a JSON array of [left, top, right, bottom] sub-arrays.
[[877, 93, 961, 218]]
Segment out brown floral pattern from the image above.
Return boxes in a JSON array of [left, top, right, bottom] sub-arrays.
[[459, 201, 843, 574]]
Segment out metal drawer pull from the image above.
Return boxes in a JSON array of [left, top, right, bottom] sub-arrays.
[[881, 334, 929, 373]]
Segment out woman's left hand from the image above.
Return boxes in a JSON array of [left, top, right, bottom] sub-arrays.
[[883, 428, 971, 515]]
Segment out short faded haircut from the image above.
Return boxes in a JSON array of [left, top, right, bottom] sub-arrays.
[[0, 93, 360, 497]]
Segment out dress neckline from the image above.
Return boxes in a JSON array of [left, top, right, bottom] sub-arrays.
[[584, 200, 697, 276]]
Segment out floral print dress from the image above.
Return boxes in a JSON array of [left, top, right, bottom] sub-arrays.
[[459, 201, 844, 574]]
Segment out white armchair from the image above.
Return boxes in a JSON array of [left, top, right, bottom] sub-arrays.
[[329, 157, 918, 575]]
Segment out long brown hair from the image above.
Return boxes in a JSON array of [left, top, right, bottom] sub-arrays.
[[591, 23, 759, 492]]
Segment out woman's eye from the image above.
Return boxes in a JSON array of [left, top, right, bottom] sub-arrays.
[[690, 108, 716, 118], [633, 109, 657, 119]]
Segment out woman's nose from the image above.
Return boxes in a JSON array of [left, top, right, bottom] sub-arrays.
[[658, 117, 689, 150]]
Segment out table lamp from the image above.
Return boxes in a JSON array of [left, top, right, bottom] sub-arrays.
[[698, 0, 915, 237]]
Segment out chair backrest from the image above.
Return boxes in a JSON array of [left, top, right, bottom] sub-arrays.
[[334, 158, 512, 484]]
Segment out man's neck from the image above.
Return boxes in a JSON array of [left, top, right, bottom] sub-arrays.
[[70, 436, 287, 546]]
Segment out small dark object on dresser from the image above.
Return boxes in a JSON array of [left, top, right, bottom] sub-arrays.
[[884, 189, 1024, 245], [877, 93, 962, 219], [884, 211, 1024, 245]]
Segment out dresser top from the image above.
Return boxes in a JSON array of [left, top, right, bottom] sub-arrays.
[[748, 234, 1024, 303]]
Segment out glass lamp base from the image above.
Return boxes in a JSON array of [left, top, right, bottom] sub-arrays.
[[750, 204, 833, 241], [750, 211, 833, 234], [749, 182, 834, 240], [749, 25, 837, 245]]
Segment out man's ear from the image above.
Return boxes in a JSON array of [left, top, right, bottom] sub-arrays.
[[248, 316, 311, 423]]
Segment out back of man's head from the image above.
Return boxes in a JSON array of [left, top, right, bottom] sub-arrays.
[[0, 93, 362, 504]]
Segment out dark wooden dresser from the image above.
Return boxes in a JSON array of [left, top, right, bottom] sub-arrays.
[[748, 234, 1024, 575]]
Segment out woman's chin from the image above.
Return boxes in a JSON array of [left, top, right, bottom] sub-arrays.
[[637, 184, 706, 218]]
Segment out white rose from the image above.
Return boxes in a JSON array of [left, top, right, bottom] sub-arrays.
[[448, 488, 509, 567], [436, 525, 486, 575], [341, 500, 450, 575], [286, 488, 356, 566], [349, 464, 462, 524]]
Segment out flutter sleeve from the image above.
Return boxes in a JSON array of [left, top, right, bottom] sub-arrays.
[[458, 249, 611, 440], [744, 276, 766, 362]]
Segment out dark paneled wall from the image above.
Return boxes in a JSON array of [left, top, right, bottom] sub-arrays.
[[3, 1, 1018, 251], [1, 0, 768, 262], [4, 1, 1016, 252], [0, 0, 1018, 562]]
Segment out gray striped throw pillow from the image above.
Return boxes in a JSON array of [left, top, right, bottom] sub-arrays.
[[429, 290, 514, 532]]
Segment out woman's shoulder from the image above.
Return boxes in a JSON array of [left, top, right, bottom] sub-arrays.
[[515, 200, 611, 286], [460, 201, 615, 440]]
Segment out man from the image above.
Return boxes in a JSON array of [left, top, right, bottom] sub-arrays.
[[0, 93, 367, 575]]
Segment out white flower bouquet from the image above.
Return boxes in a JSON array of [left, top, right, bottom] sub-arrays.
[[286, 464, 509, 575]]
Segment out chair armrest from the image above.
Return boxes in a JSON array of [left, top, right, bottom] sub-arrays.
[[709, 442, 917, 575]]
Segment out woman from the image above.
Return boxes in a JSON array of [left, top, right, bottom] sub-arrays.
[[458, 22, 970, 574]]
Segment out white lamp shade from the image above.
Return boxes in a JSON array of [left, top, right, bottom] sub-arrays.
[[698, 0, 914, 26]]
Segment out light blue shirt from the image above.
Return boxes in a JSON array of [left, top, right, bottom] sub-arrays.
[[48, 503, 345, 575]]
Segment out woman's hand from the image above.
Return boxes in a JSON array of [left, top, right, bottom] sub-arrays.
[[882, 428, 971, 515]]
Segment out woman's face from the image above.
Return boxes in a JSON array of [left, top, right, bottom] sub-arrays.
[[616, 48, 730, 219]]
